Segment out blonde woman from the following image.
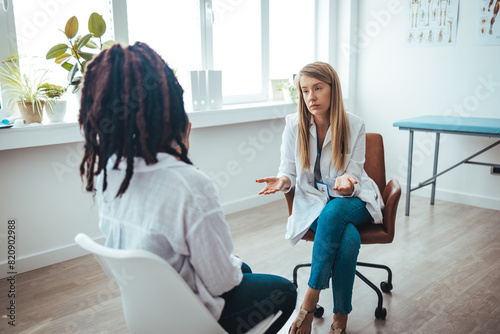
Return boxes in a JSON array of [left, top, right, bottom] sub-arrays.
[[257, 62, 384, 334]]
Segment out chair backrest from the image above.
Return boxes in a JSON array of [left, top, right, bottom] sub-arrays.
[[74, 233, 226, 334], [74, 233, 281, 334], [364, 133, 386, 194]]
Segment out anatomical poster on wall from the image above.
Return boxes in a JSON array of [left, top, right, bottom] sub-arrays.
[[478, 0, 500, 45], [407, 0, 460, 46]]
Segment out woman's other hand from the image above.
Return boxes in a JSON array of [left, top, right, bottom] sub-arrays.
[[333, 174, 357, 196], [256, 176, 289, 195]]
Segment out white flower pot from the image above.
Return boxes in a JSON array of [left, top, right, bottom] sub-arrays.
[[45, 100, 67, 123], [271, 79, 286, 101]]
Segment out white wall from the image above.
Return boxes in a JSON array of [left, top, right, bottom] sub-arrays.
[[0, 142, 100, 276], [354, 0, 500, 210], [0, 117, 285, 277], [190, 118, 285, 211], [3, 0, 499, 277]]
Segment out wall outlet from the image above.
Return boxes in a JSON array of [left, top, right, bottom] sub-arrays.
[[491, 166, 500, 175]]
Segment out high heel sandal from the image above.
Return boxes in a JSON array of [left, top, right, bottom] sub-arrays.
[[330, 324, 346, 334], [289, 306, 315, 333]]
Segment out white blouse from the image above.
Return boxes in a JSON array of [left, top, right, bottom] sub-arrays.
[[277, 112, 385, 246], [96, 153, 243, 320]]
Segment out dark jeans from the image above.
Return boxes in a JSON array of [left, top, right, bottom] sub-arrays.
[[218, 263, 297, 334]]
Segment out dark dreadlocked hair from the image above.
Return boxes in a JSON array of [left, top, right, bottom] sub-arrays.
[[79, 42, 192, 197]]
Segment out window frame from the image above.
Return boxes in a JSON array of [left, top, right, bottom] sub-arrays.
[[203, 0, 270, 105], [1, 0, 356, 112], [114, 0, 271, 105], [0, 1, 19, 110]]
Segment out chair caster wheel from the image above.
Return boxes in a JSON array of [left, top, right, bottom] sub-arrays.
[[314, 305, 324, 318], [380, 281, 393, 293], [375, 307, 387, 320]]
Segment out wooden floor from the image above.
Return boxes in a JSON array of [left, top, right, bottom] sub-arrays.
[[1, 195, 499, 334]]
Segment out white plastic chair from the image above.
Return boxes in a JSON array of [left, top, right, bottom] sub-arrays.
[[75, 233, 282, 334]]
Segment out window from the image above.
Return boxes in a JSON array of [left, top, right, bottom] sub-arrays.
[[1, 0, 350, 112], [126, 0, 202, 102], [125, 0, 271, 106], [269, 0, 315, 81], [0, 0, 114, 117], [11, 0, 114, 87], [213, 0, 265, 101]]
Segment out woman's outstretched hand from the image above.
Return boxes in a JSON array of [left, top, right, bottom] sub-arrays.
[[333, 174, 357, 196], [256, 176, 288, 195]]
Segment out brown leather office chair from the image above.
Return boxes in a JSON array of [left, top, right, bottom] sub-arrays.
[[285, 133, 401, 320]]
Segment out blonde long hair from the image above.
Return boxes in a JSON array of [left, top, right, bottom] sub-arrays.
[[296, 62, 349, 171]]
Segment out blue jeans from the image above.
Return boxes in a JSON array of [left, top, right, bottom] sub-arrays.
[[308, 197, 371, 315], [218, 263, 297, 334]]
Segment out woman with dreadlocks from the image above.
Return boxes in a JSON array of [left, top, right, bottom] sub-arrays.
[[79, 42, 296, 334]]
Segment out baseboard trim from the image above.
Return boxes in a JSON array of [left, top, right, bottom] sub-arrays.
[[402, 183, 500, 211], [0, 236, 105, 278]]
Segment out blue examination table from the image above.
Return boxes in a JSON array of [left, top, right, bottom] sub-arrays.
[[394, 115, 500, 215]]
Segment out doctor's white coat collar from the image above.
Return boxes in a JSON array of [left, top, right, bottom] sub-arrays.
[[309, 115, 332, 150]]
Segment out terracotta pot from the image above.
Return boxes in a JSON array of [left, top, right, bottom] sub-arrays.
[[18, 101, 44, 124]]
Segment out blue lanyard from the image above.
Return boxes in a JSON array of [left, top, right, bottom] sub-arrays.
[[316, 132, 322, 158]]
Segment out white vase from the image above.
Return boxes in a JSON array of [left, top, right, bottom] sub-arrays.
[[45, 100, 67, 123], [74, 88, 82, 103], [282, 89, 292, 103], [270, 79, 286, 101]]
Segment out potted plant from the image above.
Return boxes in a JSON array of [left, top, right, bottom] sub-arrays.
[[0, 58, 54, 124], [270, 79, 287, 101], [46, 12, 114, 93], [40, 83, 67, 123], [277, 80, 299, 105]]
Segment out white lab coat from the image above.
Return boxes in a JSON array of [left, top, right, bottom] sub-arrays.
[[277, 112, 384, 246]]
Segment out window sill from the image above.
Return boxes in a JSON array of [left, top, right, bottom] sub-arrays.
[[0, 101, 296, 151], [188, 101, 296, 128]]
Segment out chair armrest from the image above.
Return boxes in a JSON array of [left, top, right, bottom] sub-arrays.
[[359, 179, 400, 244], [380, 179, 402, 243]]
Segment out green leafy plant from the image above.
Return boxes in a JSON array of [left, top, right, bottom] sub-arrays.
[[39, 83, 66, 99], [46, 13, 114, 93], [0, 57, 54, 116]]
